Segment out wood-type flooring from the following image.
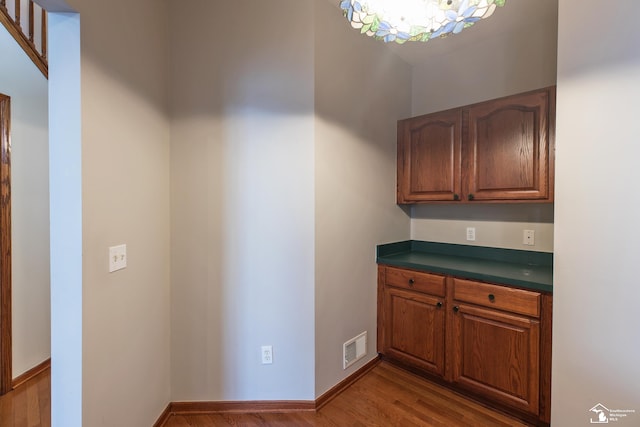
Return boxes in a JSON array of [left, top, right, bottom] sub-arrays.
[[0, 362, 530, 426], [163, 362, 529, 426], [0, 369, 50, 427]]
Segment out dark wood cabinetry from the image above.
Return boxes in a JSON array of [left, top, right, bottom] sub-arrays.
[[397, 109, 462, 202], [379, 268, 446, 377], [451, 278, 541, 416], [397, 87, 555, 204], [378, 265, 552, 425]]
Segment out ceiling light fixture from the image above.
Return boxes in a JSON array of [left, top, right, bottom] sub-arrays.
[[339, 0, 506, 44]]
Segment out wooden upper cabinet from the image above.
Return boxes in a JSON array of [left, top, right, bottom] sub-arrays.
[[464, 89, 554, 201], [397, 109, 462, 203], [397, 87, 555, 204]]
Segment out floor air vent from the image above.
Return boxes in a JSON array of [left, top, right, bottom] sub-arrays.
[[343, 331, 367, 369]]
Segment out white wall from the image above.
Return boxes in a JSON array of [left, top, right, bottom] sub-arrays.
[[0, 24, 50, 377], [50, 0, 172, 425], [47, 11, 82, 426], [409, 0, 558, 253], [313, 1, 411, 397], [169, 0, 316, 401], [553, 1, 640, 425]]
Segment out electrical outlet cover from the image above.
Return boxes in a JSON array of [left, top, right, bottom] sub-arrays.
[[261, 345, 273, 364], [466, 227, 476, 241], [523, 230, 535, 246]]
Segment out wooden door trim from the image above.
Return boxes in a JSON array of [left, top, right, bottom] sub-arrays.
[[0, 93, 12, 395]]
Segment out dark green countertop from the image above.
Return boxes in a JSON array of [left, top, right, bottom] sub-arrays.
[[377, 241, 553, 293]]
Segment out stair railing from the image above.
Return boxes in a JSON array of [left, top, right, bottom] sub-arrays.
[[0, 0, 48, 78]]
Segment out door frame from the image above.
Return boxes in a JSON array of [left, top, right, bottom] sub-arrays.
[[0, 93, 12, 395]]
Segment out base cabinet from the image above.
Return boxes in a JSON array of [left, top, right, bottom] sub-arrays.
[[451, 303, 540, 415], [378, 265, 552, 425], [383, 287, 446, 377]]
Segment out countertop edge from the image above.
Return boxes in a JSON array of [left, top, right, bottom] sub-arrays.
[[376, 241, 553, 294], [377, 258, 553, 293]]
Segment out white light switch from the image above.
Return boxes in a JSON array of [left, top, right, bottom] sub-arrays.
[[109, 244, 127, 272]]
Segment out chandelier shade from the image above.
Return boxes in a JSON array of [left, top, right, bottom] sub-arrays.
[[339, 0, 506, 44]]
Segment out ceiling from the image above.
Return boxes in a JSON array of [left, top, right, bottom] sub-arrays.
[[327, 1, 558, 66]]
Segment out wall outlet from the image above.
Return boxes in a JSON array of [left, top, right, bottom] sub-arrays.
[[108, 244, 127, 272], [466, 227, 476, 241], [523, 230, 535, 246], [261, 345, 273, 364]]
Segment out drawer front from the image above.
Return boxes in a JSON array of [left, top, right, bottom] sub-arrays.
[[453, 278, 540, 318], [385, 267, 446, 297]]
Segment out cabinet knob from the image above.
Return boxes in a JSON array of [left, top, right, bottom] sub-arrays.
[[436, 302, 443, 308], [488, 294, 495, 302], [453, 194, 460, 201], [408, 279, 415, 286], [453, 306, 459, 313], [468, 193, 475, 201]]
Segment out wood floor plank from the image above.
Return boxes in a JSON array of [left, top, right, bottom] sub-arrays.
[[38, 372, 50, 427], [26, 381, 41, 427]]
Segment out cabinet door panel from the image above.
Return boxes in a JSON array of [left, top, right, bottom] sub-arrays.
[[397, 109, 462, 203], [465, 89, 553, 201], [452, 304, 540, 415], [384, 288, 445, 377]]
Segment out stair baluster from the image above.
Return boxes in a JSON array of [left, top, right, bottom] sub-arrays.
[[0, 0, 48, 78]]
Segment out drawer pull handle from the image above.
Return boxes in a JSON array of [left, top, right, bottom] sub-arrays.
[[468, 193, 475, 201], [408, 279, 415, 286], [488, 294, 495, 302], [453, 306, 459, 313], [436, 302, 443, 308], [453, 193, 460, 201]]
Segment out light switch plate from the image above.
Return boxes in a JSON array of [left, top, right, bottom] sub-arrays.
[[109, 244, 127, 272]]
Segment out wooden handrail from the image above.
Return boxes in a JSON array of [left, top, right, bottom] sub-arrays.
[[0, 0, 48, 78]]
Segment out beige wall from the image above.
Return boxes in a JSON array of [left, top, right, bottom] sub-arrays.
[[0, 25, 50, 378], [169, 0, 411, 401], [411, 1, 558, 116], [411, 204, 555, 252], [313, 1, 411, 397], [58, 0, 172, 425], [42, 1, 581, 424], [553, 1, 640, 424], [169, 0, 316, 400], [409, 0, 558, 253]]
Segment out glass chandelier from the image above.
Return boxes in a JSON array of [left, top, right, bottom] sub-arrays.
[[339, 0, 506, 44]]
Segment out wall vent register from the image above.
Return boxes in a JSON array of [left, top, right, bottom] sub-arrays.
[[344, 331, 367, 369]]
